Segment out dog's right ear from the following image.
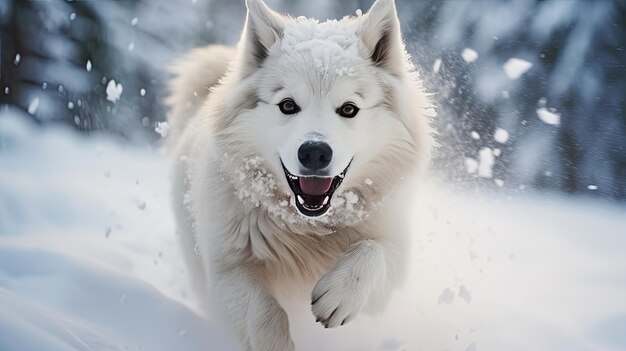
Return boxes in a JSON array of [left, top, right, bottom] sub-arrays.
[[239, 0, 285, 77]]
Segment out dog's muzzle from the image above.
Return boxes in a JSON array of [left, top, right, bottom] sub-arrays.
[[281, 160, 351, 217]]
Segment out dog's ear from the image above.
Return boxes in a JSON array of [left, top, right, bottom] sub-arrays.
[[360, 0, 404, 76], [240, 0, 285, 77]]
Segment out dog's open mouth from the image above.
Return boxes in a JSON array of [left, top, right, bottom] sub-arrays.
[[281, 161, 351, 217]]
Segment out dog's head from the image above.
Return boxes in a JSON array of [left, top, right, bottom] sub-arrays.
[[214, 0, 432, 226]]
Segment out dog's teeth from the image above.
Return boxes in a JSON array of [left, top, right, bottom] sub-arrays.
[[323, 196, 329, 205], [297, 195, 304, 204]]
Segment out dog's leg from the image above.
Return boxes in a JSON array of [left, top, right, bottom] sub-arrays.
[[213, 267, 295, 351], [311, 239, 387, 328]]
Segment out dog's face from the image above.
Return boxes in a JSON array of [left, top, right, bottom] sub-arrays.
[[215, 0, 431, 226], [258, 26, 391, 218]]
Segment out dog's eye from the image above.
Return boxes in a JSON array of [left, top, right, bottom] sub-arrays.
[[337, 102, 359, 118], [278, 98, 300, 115]]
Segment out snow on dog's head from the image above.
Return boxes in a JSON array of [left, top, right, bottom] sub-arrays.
[[213, 0, 433, 228]]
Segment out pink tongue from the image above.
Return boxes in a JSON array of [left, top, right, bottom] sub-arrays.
[[299, 177, 333, 195]]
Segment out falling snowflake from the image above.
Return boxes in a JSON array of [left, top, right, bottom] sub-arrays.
[[106, 80, 123, 103], [461, 48, 478, 63], [503, 58, 533, 80]]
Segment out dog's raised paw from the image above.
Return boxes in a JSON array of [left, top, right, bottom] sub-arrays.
[[311, 268, 369, 328]]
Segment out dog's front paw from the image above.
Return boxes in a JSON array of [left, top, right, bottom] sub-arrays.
[[311, 240, 385, 328], [311, 267, 370, 328]]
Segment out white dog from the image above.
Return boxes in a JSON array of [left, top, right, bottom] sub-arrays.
[[166, 0, 433, 349]]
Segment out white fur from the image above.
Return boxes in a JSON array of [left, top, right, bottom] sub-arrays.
[[166, 0, 433, 349]]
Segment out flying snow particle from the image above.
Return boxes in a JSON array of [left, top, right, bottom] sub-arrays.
[[68, 101, 74, 110], [355, 8, 363, 17], [86, 60, 92, 72], [494, 128, 509, 143], [131, 17, 139, 26], [183, 192, 193, 207], [503, 58, 533, 80], [495, 179, 504, 187], [537, 107, 560, 125], [344, 191, 359, 205], [465, 158, 478, 174], [478, 147, 495, 178], [3, 87, 8, 95], [502, 90, 510, 99], [28, 97, 40, 115], [155, 121, 170, 138], [587, 185, 598, 190], [433, 58, 442, 73], [493, 148, 501, 157], [471, 131, 480, 140], [14, 53, 21, 66], [128, 42, 135, 51], [70, 12, 76, 20], [458, 285, 472, 303], [41, 82, 48, 90], [461, 48, 478, 63], [106, 80, 123, 103], [137, 201, 146, 210], [140, 88, 146, 96], [365, 178, 374, 186], [438, 288, 455, 304]]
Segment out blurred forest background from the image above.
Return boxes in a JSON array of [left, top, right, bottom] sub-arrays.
[[1, 0, 625, 201]]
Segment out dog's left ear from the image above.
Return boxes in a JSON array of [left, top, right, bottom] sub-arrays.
[[240, 0, 285, 77], [360, 0, 405, 76]]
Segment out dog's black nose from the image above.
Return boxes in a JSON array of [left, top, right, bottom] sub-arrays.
[[298, 141, 332, 170]]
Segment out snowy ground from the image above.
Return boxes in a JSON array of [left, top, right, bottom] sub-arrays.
[[1, 111, 625, 351]]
